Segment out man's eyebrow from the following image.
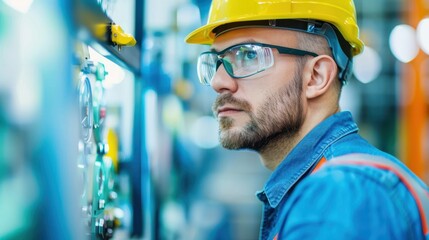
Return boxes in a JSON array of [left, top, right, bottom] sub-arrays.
[[209, 47, 218, 53], [209, 38, 258, 52]]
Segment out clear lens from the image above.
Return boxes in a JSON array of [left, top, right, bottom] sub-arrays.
[[225, 45, 268, 77], [197, 44, 274, 85], [197, 52, 218, 85]]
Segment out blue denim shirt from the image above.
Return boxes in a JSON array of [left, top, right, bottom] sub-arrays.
[[256, 111, 427, 240]]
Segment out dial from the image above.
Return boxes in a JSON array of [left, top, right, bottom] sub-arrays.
[[79, 75, 93, 143]]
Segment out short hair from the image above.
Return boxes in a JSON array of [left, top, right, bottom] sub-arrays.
[[295, 31, 343, 97], [296, 31, 332, 58]]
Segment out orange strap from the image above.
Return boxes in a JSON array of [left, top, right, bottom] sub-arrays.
[[312, 156, 327, 173]]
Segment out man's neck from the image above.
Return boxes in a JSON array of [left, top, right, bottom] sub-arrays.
[[258, 130, 304, 171], [259, 106, 340, 171]]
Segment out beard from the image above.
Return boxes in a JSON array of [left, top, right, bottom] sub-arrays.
[[212, 73, 304, 151]]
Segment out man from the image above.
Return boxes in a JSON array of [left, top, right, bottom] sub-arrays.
[[185, 0, 429, 239]]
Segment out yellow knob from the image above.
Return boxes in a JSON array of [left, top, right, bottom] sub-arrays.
[[111, 24, 136, 46]]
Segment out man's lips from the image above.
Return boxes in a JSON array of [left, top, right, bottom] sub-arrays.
[[216, 106, 244, 117]]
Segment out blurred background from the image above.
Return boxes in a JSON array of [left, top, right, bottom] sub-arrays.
[[0, 0, 428, 239]]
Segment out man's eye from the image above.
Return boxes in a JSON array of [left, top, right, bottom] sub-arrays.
[[244, 50, 257, 60]]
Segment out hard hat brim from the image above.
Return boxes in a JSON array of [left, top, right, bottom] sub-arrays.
[[185, 17, 364, 56]]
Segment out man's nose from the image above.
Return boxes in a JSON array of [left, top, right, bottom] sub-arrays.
[[211, 63, 238, 94]]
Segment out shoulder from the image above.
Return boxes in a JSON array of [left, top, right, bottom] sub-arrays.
[[277, 164, 422, 239], [291, 164, 401, 214]]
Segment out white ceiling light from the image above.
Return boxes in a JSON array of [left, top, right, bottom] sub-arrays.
[[3, 0, 33, 13], [353, 46, 382, 84], [389, 24, 419, 63], [417, 18, 429, 55]]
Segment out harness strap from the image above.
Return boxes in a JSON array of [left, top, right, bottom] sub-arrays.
[[314, 153, 429, 237]]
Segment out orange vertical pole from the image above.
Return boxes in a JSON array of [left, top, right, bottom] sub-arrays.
[[401, 0, 428, 182]]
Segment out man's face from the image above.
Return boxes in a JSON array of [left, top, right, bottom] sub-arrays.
[[210, 28, 306, 151]]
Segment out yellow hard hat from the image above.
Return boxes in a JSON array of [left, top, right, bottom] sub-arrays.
[[185, 0, 364, 56]]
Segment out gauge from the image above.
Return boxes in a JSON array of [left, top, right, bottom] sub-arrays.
[[79, 75, 93, 143]]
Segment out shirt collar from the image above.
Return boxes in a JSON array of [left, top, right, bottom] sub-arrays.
[[256, 111, 358, 208]]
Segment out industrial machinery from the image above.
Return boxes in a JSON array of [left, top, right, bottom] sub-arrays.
[[73, 0, 142, 238]]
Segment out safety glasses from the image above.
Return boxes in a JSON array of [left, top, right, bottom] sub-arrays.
[[197, 43, 318, 85]]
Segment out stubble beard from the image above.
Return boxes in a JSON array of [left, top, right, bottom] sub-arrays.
[[212, 74, 304, 151]]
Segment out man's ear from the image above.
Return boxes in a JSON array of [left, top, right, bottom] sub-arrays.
[[303, 55, 338, 99]]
